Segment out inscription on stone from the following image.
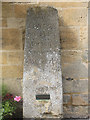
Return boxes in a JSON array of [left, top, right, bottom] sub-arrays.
[[23, 6, 63, 118], [36, 94, 50, 100]]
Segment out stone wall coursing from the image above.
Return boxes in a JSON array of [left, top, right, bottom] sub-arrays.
[[1, 2, 89, 118]]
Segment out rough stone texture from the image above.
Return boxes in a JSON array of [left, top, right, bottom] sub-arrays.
[[63, 106, 88, 118], [72, 80, 88, 93], [2, 29, 22, 50], [2, 65, 23, 79], [7, 52, 24, 65], [63, 94, 71, 105], [14, 4, 27, 18], [62, 62, 88, 79], [0, 52, 7, 64], [61, 51, 82, 64], [23, 7, 63, 118], [60, 27, 80, 50], [2, 2, 14, 18], [3, 78, 22, 96], [58, 8, 88, 26], [2, 18, 7, 27], [39, 2, 88, 8], [72, 94, 88, 105]]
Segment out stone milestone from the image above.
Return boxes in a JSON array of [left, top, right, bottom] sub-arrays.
[[23, 6, 63, 118]]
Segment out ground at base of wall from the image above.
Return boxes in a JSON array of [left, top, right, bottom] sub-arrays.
[[55, 118, 89, 120], [22, 118, 90, 120]]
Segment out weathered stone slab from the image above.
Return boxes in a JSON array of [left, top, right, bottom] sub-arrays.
[[23, 6, 63, 118]]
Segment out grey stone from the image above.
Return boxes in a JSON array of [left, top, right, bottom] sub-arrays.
[[72, 94, 88, 105], [23, 6, 63, 118], [82, 50, 88, 63], [63, 106, 88, 118], [72, 80, 88, 93], [62, 62, 88, 79], [63, 77, 88, 94], [63, 94, 71, 104], [62, 76, 73, 93]]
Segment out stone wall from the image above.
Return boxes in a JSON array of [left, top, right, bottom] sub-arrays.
[[1, 1, 89, 118]]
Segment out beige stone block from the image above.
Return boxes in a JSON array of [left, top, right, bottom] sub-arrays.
[[2, 2, 14, 18], [0, 52, 7, 64], [89, 26, 90, 49], [7, 18, 18, 28], [0, 52, 2, 64], [82, 50, 88, 63], [61, 50, 82, 64], [72, 106, 88, 118], [7, 18, 26, 28], [63, 105, 72, 118], [62, 62, 88, 79], [14, 4, 27, 18], [2, 52, 7, 64], [7, 51, 24, 65], [73, 80, 88, 93], [63, 94, 71, 105], [58, 8, 88, 26], [3, 78, 22, 96], [63, 105, 88, 118], [0, 39, 2, 50], [0, 28, 2, 50], [80, 26, 88, 50], [2, 65, 23, 79], [0, 3, 2, 18], [72, 94, 88, 105], [0, 19, 2, 27], [2, 29, 22, 50], [39, 2, 88, 8], [0, 29, 2, 39], [0, 66, 2, 79], [62, 76, 73, 93], [60, 27, 80, 50], [2, 18, 7, 27]]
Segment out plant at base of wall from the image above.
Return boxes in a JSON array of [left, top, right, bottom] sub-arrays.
[[0, 85, 22, 120]]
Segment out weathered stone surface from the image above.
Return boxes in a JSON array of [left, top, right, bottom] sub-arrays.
[[72, 80, 88, 93], [2, 18, 7, 27], [2, 2, 14, 18], [2, 65, 23, 79], [0, 29, 2, 39], [2, 29, 22, 50], [60, 27, 79, 50], [62, 76, 73, 93], [81, 50, 88, 63], [7, 52, 24, 65], [80, 27, 88, 50], [58, 8, 88, 26], [23, 7, 62, 118], [72, 94, 88, 105], [62, 76, 88, 94], [61, 50, 82, 64], [3, 78, 22, 96], [14, 4, 27, 18], [63, 94, 71, 105], [0, 52, 8, 65], [62, 62, 88, 79], [39, 2, 88, 8], [63, 106, 88, 118], [7, 18, 26, 28]]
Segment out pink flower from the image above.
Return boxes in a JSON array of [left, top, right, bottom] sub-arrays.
[[14, 96, 21, 102]]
